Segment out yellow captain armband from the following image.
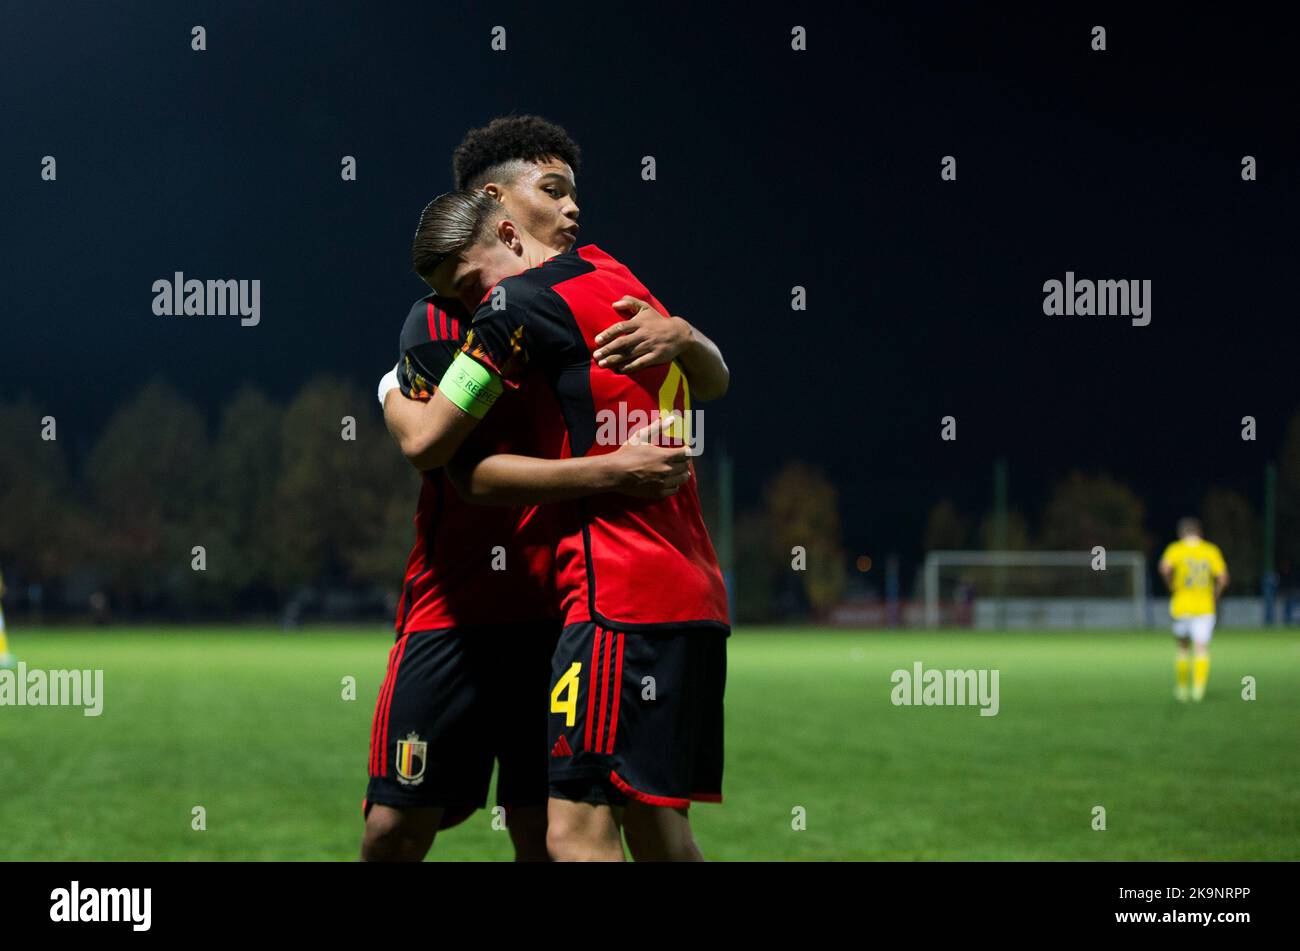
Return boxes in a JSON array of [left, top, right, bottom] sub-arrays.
[[439, 351, 504, 419]]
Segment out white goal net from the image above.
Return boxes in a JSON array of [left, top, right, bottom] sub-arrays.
[[921, 550, 1148, 629]]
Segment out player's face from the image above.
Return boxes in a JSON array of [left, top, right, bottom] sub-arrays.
[[432, 238, 530, 313], [490, 159, 580, 253]]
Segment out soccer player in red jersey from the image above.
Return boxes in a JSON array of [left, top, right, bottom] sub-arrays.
[[396, 190, 731, 861], [363, 304, 687, 861], [362, 118, 728, 861]]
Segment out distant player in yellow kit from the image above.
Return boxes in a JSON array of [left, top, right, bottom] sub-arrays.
[[0, 568, 14, 670], [1158, 518, 1228, 702]]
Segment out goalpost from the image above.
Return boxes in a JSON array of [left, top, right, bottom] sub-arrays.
[[921, 550, 1148, 629]]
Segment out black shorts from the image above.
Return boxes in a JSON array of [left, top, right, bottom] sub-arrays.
[[365, 621, 559, 816], [547, 622, 727, 809]]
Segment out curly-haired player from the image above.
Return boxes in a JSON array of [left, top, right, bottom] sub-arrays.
[[452, 114, 582, 191], [362, 116, 729, 862]]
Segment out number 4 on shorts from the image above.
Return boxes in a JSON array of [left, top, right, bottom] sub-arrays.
[[551, 662, 581, 726]]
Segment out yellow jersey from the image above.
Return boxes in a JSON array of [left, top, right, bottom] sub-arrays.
[[1160, 538, 1226, 618]]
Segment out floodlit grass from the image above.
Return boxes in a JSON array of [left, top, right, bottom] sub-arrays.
[[1, 625, 1296, 860]]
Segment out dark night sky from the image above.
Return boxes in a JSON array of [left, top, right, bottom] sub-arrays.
[[3, 2, 1297, 573]]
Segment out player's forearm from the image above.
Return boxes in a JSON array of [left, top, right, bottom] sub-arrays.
[[676, 321, 729, 400], [447, 453, 620, 505], [384, 390, 440, 470], [383, 389, 478, 471]]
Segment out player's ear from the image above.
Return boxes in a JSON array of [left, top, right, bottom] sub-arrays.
[[482, 182, 504, 202], [498, 218, 523, 253]]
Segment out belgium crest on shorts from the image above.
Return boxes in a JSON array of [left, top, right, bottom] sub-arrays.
[[395, 732, 427, 786]]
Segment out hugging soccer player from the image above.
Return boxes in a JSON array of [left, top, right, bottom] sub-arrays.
[[400, 188, 731, 861], [363, 117, 729, 861], [1158, 517, 1229, 702]]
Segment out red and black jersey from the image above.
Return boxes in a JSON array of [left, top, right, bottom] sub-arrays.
[[461, 245, 730, 633], [393, 295, 565, 633]]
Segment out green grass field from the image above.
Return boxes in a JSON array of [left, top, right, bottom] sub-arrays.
[[1, 625, 1297, 860]]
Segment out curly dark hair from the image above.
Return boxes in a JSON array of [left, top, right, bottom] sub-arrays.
[[452, 115, 581, 190]]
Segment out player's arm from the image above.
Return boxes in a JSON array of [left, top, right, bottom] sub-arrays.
[[672, 320, 729, 400], [390, 281, 560, 470], [446, 417, 690, 504], [381, 387, 451, 470], [1157, 557, 1174, 592], [377, 363, 469, 471], [1213, 557, 1230, 599], [592, 296, 730, 400], [381, 354, 499, 471]]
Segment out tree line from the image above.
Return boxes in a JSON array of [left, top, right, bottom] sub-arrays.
[[0, 379, 416, 619], [3, 382, 1300, 623], [731, 418, 1300, 621]]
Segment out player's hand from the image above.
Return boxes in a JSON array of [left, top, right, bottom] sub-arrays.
[[607, 417, 691, 498], [592, 297, 693, 374]]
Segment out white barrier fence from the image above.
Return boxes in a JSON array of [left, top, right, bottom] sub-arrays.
[[825, 595, 1283, 629], [969, 595, 1272, 629]]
